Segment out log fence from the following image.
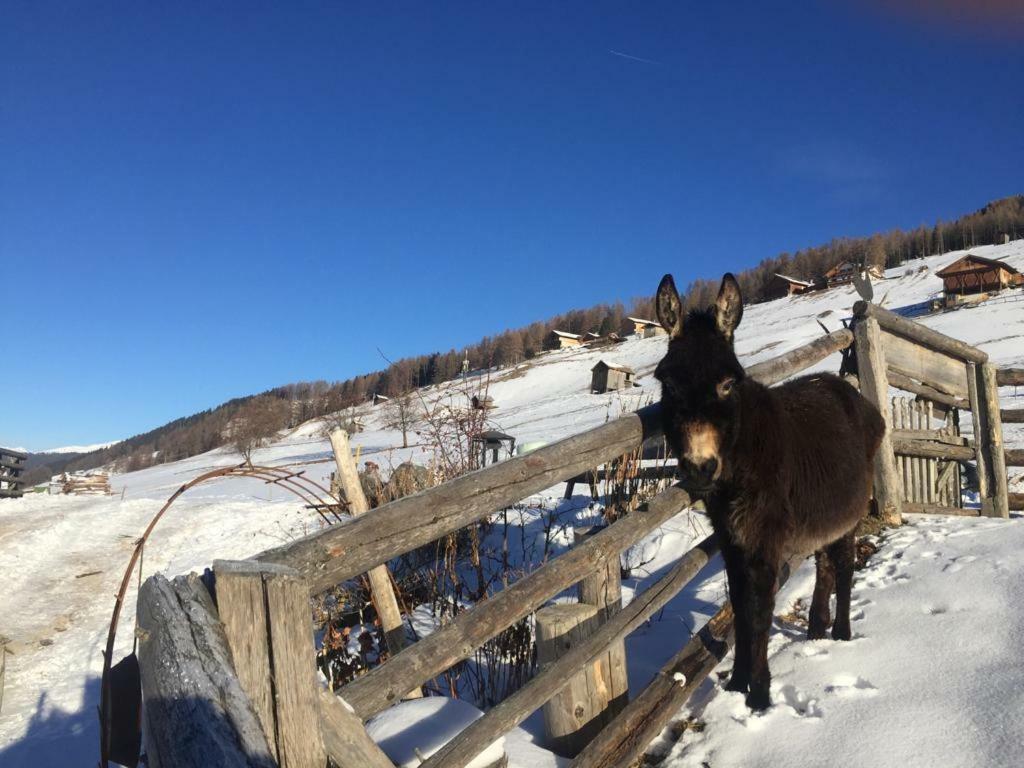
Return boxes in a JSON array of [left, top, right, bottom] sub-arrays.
[[130, 313, 1022, 767]]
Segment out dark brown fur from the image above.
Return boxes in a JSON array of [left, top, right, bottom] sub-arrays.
[[654, 273, 884, 710]]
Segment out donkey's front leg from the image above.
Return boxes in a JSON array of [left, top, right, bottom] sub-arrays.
[[745, 554, 780, 711], [720, 538, 751, 693], [808, 548, 835, 640]]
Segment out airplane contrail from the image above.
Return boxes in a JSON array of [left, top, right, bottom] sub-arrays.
[[608, 49, 661, 65]]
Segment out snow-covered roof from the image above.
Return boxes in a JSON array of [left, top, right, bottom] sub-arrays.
[[550, 330, 582, 339], [592, 360, 635, 373], [773, 273, 812, 286], [935, 253, 1020, 277], [627, 316, 659, 326]]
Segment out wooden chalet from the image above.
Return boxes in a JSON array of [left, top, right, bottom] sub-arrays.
[[0, 446, 27, 498], [627, 317, 667, 338], [935, 254, 1022, 299], [591, 360, 636, 393], [823, 261, 884, 288], [764, 273, 813, 301], [547, 330, 584, 350]]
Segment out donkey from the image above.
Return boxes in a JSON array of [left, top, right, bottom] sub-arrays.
[[654, 273, 884, 710]]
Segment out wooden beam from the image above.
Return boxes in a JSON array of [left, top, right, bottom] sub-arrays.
[[903, 502, 981, 517], [891, 439, 975, 461], [1001, 409, 1024, 423], [886, 371, 969, 409], [1009, 493, 1024, 512], [340, 485, 693, 721], [853, 316, 903, 526], [880, 329, 970, 399], [889, 429, 967, 446], [136, 573, 276, 768], [318, 689, 396, 768], [419, 536, 720, 768], [212, 561, 327, 768], [742, 328, 853, 385], [257, 403, 663, 593], [980, 363, 1010, 518], [966, 363, 991, 513], [1007, 449, 1024, 467], [329, 429, 411, 662], [853, 301, 988, 364]]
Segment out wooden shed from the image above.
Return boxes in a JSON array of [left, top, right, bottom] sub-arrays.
[[627, 317, 666, 338], [547, 330, 584, 350], [0, 447, 26, 498], [591, 360, 636, 393], [764, 273, 812, 301], [935, 254, 1022, 299], [823, 261, 883, 288]]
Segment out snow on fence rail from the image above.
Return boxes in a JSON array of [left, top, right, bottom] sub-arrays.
[[130, 312, 1020, 768]]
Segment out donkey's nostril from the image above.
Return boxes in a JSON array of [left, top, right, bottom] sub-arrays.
[[697, 458, 719, 482]]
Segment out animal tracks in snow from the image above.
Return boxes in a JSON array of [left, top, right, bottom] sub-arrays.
[[824, 674, 878, 698]]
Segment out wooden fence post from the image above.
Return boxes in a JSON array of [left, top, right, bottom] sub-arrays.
[[136, 573, 277, 768], [979, 363, 1010, 518], [213, 560, 327, 768], [329, 431, 414, 659], [574, 527, 628, 717], [853, 316, 904, 526], [535, 604, 610, 757]]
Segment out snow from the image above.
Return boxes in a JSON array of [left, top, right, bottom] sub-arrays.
[[1, 239, 1023, 766], [34, 441, 121, 455]]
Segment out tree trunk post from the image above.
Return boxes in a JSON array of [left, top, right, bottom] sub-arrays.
[[535, 604, 611, 757], [853, 316, 904, 526], [574, 527, 628, 718], [978, 363, 1009, 518], [212, 560, 327, 768], [329, 429, 414, 663]]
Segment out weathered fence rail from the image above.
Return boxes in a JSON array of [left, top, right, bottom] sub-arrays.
[[133, 313, 1021, 768]]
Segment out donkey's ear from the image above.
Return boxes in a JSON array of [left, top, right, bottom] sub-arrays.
[[715, 273, 743, 341], [656, 274, 684, 338]]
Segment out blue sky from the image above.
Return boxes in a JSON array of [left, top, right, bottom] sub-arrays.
[[2, 2, 1022, 450]]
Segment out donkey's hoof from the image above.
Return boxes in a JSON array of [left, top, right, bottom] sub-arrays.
[[746, 688, 772, 711], [724, 674, 749, 693], [832, 622, 852, 641], [807, 625, 829, 641]]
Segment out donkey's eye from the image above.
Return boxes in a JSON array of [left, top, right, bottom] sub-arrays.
[[717, 378, 735, 399]]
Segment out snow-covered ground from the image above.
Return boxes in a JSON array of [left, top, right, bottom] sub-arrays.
[[1, 240, 1023, 767]]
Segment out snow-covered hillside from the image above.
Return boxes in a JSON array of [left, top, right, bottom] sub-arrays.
[[1, 240, 1022, 767], [34, 441, 121, 455]]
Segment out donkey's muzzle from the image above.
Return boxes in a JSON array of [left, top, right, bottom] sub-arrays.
[[678, 457, 719, 492]]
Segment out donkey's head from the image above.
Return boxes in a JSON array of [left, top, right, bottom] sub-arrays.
[[654, 273, 745, 494]]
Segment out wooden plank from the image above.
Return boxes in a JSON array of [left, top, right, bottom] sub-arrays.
[[980, 363, 1009, 519], [257, 403, 663, 593], [536, 604, 609, 757], [880, 329, 970, 399], [891, 439, 975, 461], [1007, 449, 1024, 467], [568, 553, 805, 768], [996, 368, 1024, 386], [853, 316, 903, 526], [318, 689, 396, 768], [575, 528, 628, 719], [854, 301, 988, 364], [966, 363, 991, 512], [136, 573, 276, 768], [419, 536, 720, 768], [1009, 493, 1024, 512], [903, 502, 981, 517], [890, 429, 967, 446], [257, 331, 854, 594], [887, 371, 970, 409], [213, 560, 327, 768], [340, 485, 693, 721], [1001, 409, 1024, 423], [329, 429, 411, 661]]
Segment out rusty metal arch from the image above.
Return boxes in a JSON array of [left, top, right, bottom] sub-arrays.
[[99, 462, 346, 767]]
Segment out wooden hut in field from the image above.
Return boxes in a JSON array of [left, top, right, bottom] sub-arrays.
[[547, 330, 583, 350], [764, 273, 812, 301], [591, 360, 636, 393], [935, 254, 1022, 300], [628, 317, 666, 338], [822, 261, 883, 289]]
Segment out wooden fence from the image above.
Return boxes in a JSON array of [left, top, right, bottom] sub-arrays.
[[132, 308, 1022, 768], [0, 446, 27, 499]]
